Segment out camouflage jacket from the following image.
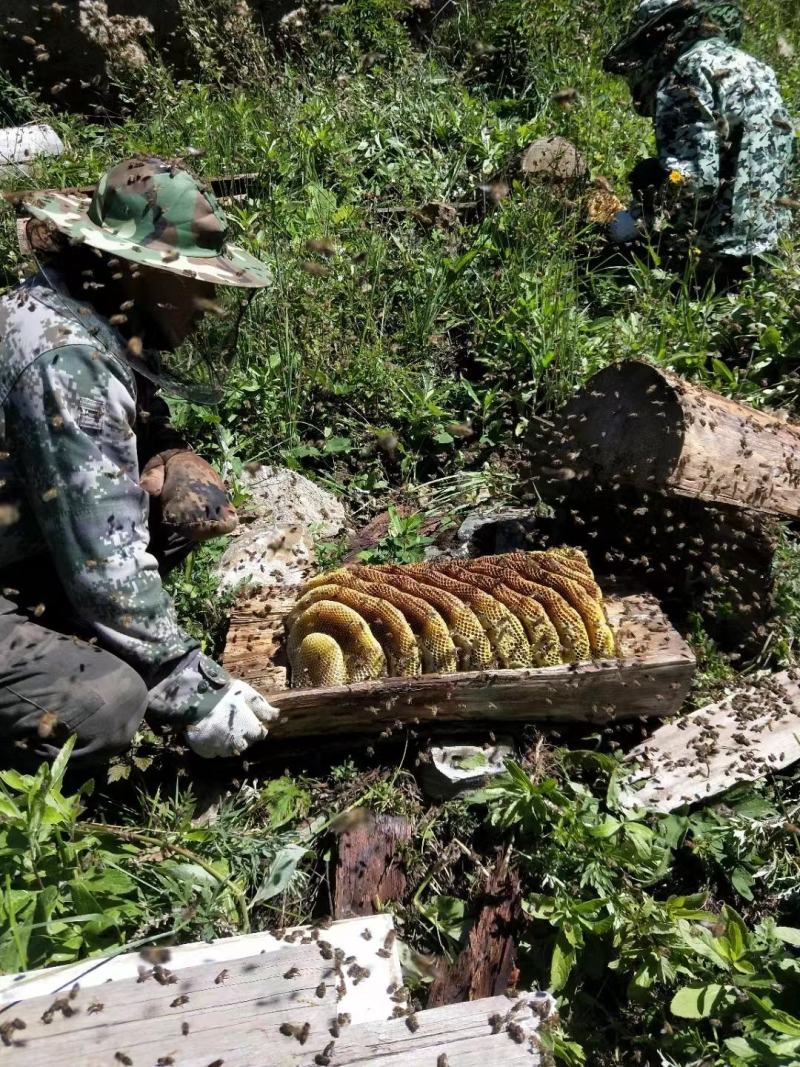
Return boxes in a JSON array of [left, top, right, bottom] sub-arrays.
[[653, 37, 795, 257], [0, 271, 233, 724]]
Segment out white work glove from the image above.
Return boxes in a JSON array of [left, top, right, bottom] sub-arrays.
[[185, 681, 279, 759], [147, 651, 279, 759]]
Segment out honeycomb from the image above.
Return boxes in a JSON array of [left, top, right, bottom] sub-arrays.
[[287, 549, 616, 688]]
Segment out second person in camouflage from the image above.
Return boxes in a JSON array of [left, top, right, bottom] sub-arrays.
[[604, 0, 796, 278]]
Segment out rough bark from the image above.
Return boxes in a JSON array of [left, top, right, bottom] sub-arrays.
[[557, 360, 800, 518], [334, 813, 412, 919], [427, 854, 522, 1006]]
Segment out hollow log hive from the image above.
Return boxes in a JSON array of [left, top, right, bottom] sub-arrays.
[[286, 549, 617, 688]]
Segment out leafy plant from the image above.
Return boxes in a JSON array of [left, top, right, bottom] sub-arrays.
[[357, 506, 439, 564]]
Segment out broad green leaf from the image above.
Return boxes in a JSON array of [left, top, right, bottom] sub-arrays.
[[0, 769, 32, 793], [418, 895, 470, 943], [730, 866, 754, 900], [49, 735, 76, 792], [670, 984, 728, 1019], [775, 926, 800, 947], [253, 845, 308, 903], [722, 906, 748, 960], [724, 1037, 759, 1061], [588, 817, 621, 839], [261, 777, 311, 830], [550, 933, 576, 992], [0, 793, 21, 819]]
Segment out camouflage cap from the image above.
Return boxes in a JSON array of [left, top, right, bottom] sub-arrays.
[[23, 156, 272, 289], [605, 0, 741, 74], [628, 0, 688, 28]]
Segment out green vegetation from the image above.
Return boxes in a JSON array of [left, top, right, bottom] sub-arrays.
[[1, 1, 799, 1064]]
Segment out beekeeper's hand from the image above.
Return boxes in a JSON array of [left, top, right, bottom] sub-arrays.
[[185, 680, 279, 759]]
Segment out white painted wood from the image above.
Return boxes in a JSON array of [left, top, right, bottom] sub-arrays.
[[0, 125, 64, 175], [620, 670, 800, 812], [0, 981, 555, 1067], [323, 991, 557, 1066], [0, 914, 400, 1027]]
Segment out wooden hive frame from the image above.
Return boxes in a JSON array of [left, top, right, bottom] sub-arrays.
[[224, 590, 696, 740]]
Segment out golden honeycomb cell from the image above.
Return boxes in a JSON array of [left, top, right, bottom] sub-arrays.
[[289, 583, 421, 677], [394, 563, 531, 669], [287, 600, 386, 684], [286, 550, 615, 687]]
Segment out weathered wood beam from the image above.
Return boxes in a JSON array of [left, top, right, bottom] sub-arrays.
[[255, 595, 695, 739], [428, 853, 522, 1007], [620, 670, 800, 812]]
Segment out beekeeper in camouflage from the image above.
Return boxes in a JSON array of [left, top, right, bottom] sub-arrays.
[[604, 0, 796, 268], [0, 156, 279, 766]]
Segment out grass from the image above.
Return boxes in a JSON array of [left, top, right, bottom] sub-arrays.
[[1, 1, 800, 1064]]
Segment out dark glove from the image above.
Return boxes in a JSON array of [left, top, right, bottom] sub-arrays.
[[629, 157, 668, 198], [140, 449, 238, 543]]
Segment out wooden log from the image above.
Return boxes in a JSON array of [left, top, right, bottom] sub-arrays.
[[334, 813, 412, 919], [249, 595, 695, 739], [558, 359, 800, 518], [619, 669, 800, 812], [222, 583, 296, 691], [428, 854, 522, 1007]]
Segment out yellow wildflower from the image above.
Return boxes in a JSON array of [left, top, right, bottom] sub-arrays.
[[668, 169, 685, 184]]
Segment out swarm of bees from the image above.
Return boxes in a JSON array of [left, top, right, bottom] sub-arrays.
[[286, 549, 616, 688]]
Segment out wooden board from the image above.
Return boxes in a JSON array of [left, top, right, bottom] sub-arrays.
[[619, 670, 800, 812], [0, 916, 400, 1023], [226, 594, 695, 739], [0, 987, 556, 1067], [0, 917, 402, 1067], [301, 992, 556, 1066]]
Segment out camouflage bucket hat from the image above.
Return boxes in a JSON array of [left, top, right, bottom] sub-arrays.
[[23, 156, 272, 289], [605, 0, 741, 73]]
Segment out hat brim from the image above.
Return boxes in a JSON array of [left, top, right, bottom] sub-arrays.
[[24, 191, 272, 289]]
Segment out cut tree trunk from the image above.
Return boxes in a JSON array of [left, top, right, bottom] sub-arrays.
[[428, 854, 522, 1006], [555, 360, 800, 518], [334, 813, 413, 919]]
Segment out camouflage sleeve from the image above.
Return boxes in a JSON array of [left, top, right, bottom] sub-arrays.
[[5, 343, 198, 681], [655, 65, 720, 200]]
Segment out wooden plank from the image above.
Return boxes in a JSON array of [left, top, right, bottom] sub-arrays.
[[0, 915, 400, 1023], [0, 918, 402, 1067], [304, 991, 557, 1066], [334, 814, 412, 919], [620, 670, 800, 812], [1, 990, 555, 1066], [255, 595, 695, 739], [222, 583, 296, 691]]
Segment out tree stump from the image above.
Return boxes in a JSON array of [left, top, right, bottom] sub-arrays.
[[427, 854, 522, 1006], [334, 813, 412, 919]]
